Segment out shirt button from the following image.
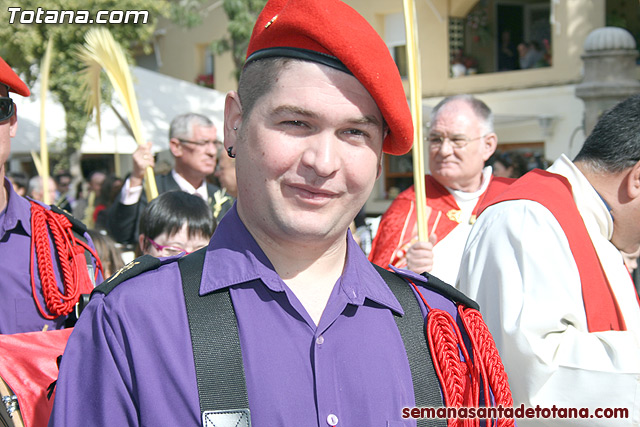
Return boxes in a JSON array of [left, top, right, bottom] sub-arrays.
[[326, 413, 338, 425], [316, 335, 324, 345]]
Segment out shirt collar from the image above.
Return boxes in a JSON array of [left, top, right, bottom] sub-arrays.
[[445, 166, 493, 202], [171, 169, 208, 201], [201, 204, 403, 313], [0, 177, 32, 240]]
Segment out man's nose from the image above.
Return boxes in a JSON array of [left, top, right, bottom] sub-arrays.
[[301, 132, 340, 178]]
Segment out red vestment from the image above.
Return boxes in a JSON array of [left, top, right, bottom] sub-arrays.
[[481, 168, 627, 332], [369, 174, 512, 269]]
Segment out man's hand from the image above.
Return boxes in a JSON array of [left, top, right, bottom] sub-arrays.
[[130, 142, 155, 188], [405, 233, 438, 274]]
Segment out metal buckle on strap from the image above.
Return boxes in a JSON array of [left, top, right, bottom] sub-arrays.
[[202, 409, 251, 427]]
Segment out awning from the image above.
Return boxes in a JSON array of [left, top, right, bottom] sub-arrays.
[[11, 66, 226, 155]]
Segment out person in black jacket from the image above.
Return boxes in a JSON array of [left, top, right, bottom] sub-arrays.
[[107, 113, 232, 245]]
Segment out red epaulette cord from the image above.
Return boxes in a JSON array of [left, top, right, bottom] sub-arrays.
[[407, 279, 514, 427], [29, 201, 103, 320]]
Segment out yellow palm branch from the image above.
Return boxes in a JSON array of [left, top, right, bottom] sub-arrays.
[[39, 37, 53, 205], [76, 27, 158, 201], [403, 0, 428, 240]]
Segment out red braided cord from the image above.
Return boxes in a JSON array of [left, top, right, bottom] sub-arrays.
[[429, 309, 487, 427], [29, 202, 101, 319], [459, 306, 514, 427], [408, 280, 514, 427], [407, 280, 475, 426], [426, 310, 466, 407]]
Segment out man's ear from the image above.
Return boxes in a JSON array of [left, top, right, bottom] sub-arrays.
[[482, 132, 498, 162], [223, 91, 243, 154], [169, 137, 183, 158], [626, 159, 640, 200]]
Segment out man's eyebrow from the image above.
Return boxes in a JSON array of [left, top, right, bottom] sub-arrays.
[[348, 115, 382, 127], [272, 105, 382, 127], [272, 105, 319, 118]]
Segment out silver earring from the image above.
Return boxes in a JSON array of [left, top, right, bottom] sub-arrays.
[[227, 146, 236, 158], [233, 126, 238, 131]]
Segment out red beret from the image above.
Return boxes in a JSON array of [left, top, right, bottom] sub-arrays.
[[0, 56, 29, 97], [246, 0, 413, 155]]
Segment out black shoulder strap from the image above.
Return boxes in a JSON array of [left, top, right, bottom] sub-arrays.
[[178, 249, 444, 427], [373, 265, 445, 427], [420, 271, 480, 311], [92, 255, 161, 297], [178, 249, 251, 427]]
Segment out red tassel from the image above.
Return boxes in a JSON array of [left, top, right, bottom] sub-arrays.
[[408, 280, 515, 427], [29, 202, 103, 319]]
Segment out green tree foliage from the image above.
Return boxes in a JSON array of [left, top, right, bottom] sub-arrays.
[[169, 0, 206, 28], [211, 0, 267, 82], [0, 0, 169, 170]]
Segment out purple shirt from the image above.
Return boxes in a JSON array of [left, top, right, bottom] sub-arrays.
[[51, 205, 462, 426], [0, 178, 102, 334]]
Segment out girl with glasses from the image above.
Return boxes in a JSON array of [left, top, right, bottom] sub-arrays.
[[137, 191, 216, 257]]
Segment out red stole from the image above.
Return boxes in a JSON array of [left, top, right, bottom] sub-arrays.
[[368, 175, 512, 269], [481, 169, 626, 332]]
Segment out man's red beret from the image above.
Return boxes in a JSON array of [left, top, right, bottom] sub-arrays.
[[0, 56, 29, 97], [246, 0, 413, 155]]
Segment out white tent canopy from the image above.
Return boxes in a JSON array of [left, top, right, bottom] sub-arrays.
[[11, 66, 227, 155]]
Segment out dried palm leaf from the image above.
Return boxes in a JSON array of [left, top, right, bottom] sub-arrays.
[[403, 0, 429, 240], [77, 28, 158, 200], [40, 38, 53, 205]]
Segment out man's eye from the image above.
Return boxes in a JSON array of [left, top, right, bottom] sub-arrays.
[[345, 129, 367, 137], [283, 120, 305, 127]]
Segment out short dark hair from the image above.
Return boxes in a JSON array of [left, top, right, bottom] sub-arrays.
[[574, 94, 640, 173], [139, 191, 216, 250], [238, 57, 293, 120], [238, 57, 388, 134]]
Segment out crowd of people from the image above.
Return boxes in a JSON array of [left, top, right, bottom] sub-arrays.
[[0, 0, 638, 425]]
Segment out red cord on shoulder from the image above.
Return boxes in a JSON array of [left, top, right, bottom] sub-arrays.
[[407, 279, 514, 427], [29, 202, 103, 320]]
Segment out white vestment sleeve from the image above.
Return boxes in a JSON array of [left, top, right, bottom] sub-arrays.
[[458, 200, 640, 426]]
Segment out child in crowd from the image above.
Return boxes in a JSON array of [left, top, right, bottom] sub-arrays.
[[137, 191, 216, 257]]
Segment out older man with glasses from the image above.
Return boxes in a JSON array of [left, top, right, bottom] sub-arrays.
[[369, 94, 512, 285], [107, 112, 233, 245]]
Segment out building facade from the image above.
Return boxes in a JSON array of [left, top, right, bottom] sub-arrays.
[[139, 0, 640, 214]]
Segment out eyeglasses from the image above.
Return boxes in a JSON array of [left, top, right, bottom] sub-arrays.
[[427, 133, 488, 150], [146, 237, 191, 257], [178, 138, 219, 147], [0, 97, 15, 122]]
